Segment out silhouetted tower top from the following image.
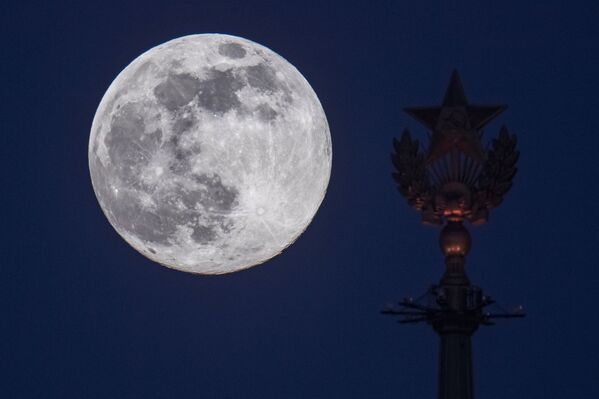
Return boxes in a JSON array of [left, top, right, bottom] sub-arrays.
[[384, 71, 524, 399]]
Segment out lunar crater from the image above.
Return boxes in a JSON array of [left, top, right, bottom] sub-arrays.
[[218, 42, 246, 59]]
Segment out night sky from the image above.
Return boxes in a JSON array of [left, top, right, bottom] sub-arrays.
[[3, 1, 599, 398]]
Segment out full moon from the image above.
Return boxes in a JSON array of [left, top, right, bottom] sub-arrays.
[[89, 34, 331, 274]]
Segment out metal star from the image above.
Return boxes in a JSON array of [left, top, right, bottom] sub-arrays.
[[404, 70, 506, 163]]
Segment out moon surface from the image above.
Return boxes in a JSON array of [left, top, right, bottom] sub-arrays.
[[89, 34, 331, 274]]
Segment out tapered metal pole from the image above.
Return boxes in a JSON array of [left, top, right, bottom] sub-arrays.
[[438, 333, 474, 399], [433, 226, 477, 399]]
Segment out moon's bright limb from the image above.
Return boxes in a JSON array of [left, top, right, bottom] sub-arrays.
[[88, 34, 331, 274]]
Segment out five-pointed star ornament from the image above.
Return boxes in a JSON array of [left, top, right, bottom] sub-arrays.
[[404, 70, 506, 163]]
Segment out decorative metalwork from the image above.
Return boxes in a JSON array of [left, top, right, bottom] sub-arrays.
[[391, 71, 519, 226], [382, 286, 525, 327], [384, 71, 524, 399]]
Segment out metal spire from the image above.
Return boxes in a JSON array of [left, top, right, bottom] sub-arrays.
[[384, 71, 524, 399]]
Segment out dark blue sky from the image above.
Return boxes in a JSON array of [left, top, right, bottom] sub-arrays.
[[3, 1, 598, 398]]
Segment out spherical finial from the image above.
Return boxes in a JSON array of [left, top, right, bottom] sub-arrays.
[[439, 221, 471, 257]]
